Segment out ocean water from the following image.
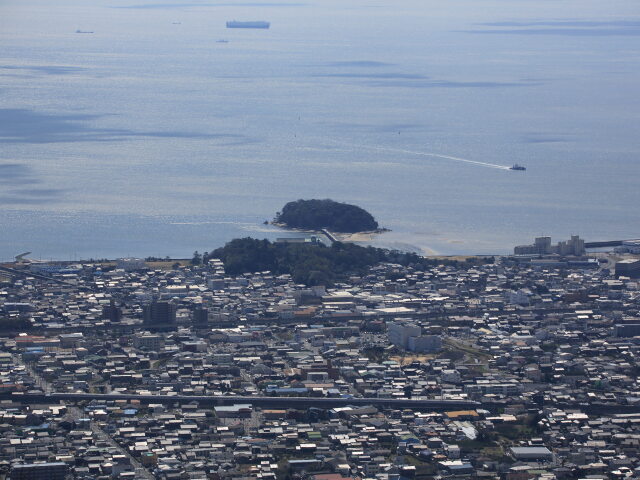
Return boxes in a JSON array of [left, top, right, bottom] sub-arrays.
[[1, 0, 639, 260]]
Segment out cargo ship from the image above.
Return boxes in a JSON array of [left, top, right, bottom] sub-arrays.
[[226, 21, 270, 29]]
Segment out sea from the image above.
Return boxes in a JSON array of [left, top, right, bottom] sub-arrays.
[[1, 0, 639, 261]]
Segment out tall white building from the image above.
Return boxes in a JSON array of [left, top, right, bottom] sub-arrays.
[[388, 320, 442, 353], [514, 235, 585, 256], [116, 257, 147, 272], [508, 289, 531, 306], [388, 321, 421, 349]]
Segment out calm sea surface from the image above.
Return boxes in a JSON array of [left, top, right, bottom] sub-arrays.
[[1, 0, 639, 260]]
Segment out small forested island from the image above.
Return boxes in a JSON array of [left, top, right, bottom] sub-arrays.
[[274, 199, 379, 233], [209, 237, 491, 286]]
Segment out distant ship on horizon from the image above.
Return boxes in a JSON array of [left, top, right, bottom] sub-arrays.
[[75, 29, 94, 34], [226, 20, 270, 29]]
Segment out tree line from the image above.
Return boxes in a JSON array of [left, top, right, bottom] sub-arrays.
[[199, 237, 492, 286]]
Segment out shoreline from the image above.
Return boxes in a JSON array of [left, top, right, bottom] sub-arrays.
[[4, 222, 616, 265], [5, 249, 619, 268], [269, 221, 389, 243], [10, 246, 622, 268], [2, 253, 499, 270]]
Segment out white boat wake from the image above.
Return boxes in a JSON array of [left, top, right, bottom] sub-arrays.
[[326, 140, 511, 170]]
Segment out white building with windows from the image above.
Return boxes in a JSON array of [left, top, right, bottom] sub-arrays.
[[388, 320, 442, 353], [116, 257, 147, 272]]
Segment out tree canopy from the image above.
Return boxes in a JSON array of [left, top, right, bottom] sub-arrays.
[[0, 317, 32, 332], [209, 237, 492, 286], [275, 199, 379, 233]]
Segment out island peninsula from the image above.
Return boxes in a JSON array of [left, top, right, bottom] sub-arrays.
[[274, 199, 380, 234]]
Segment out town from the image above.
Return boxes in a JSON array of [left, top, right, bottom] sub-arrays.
[[0, 237, 639, 480]]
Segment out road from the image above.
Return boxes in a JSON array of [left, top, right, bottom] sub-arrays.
[[6, 391, 480, 411]]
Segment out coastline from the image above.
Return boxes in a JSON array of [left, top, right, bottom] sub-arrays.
[[332, 230, 381, 243]]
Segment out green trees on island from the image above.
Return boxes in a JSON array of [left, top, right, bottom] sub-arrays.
[[275, 199, 379, 233], [209, 237, 492, 286]]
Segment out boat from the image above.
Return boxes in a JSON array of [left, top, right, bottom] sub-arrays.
[[226, 21, 270, 29], [510, 164, 526, 171], [75, 30, 94, 34], [216, 39, 229, 43]]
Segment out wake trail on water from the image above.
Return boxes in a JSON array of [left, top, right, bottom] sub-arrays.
[[325, 140, 512, 170]]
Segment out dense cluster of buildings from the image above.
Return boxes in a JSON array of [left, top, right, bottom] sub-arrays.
[[614, 241, 640, 255], [0, 248, 639, 479]]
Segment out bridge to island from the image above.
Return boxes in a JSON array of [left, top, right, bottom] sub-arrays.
[[320, 228, 339, 244]]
